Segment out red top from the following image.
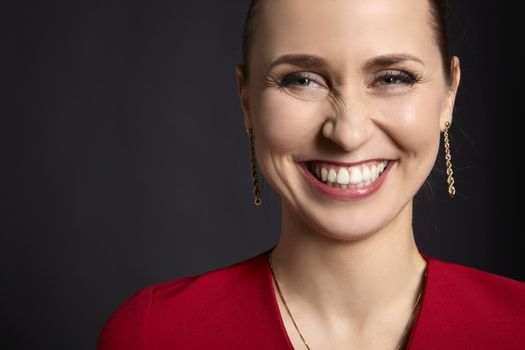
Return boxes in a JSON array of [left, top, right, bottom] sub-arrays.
[[97, 252, 525, 349]]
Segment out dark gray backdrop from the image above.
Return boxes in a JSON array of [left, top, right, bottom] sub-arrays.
[[2, 1, 524, 349]]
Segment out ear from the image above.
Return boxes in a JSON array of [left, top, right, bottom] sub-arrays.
[[439, 56, 461, 131], [235, 65, 252, 131]]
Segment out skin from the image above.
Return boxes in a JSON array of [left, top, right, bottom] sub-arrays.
[[236, 0, 460, 349]]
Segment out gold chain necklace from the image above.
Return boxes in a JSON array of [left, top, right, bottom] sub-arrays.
[[267, 252, 425, 350]]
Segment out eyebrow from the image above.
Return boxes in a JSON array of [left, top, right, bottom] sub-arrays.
[[265, 53, 424, 74], [266, 54, 329, 74], [363, 54, 425, 70]]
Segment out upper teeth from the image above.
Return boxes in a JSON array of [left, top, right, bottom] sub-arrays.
[[313, 161, 388, 186]]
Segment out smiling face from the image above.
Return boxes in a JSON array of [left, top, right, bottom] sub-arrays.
[[237, 0, 460, 240]]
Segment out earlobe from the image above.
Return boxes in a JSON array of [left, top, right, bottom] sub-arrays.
[[235, 65, 252, 130]]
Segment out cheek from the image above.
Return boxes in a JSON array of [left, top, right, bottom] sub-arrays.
[[250, 90, 322, 153], [375, 90, 443, 157]]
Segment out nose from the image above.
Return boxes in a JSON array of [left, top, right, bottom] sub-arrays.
[[321, 96, 374, 151]]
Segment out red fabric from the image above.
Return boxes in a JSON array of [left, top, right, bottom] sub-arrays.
[[97, 253, 525, 349]]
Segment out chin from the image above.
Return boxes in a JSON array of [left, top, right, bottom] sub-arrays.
[[293, 200, 404, 242]]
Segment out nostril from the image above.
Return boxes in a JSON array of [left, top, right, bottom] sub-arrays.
[[321, 115, 374, 153]]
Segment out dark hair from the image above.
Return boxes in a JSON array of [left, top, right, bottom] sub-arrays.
[[241, 0, 452, 84]]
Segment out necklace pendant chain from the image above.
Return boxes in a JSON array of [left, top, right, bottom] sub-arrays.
[[267, 252, 425, 350]]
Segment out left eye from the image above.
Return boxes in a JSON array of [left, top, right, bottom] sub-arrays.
[[371, 71, 418, 88]]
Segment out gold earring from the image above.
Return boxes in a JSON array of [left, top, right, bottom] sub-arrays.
[[443, 121, 456, 198], [247, 128, 262, 205]]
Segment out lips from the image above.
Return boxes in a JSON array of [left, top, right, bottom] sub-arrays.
[[307, 160, 389, 188], [299, 159, 393, 200]]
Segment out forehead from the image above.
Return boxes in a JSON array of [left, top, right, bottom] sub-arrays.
[[255, 0, 438, 67]]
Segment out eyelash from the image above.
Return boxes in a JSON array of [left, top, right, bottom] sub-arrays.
[[274, 69, 422, 90], [277, 72, 327, 89], [370, 70, 422, 87]]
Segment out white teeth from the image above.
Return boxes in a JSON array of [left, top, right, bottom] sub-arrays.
[[349, 167, 362, 185], [378, 161, 387, 172], [321, 168, 328, 182], [362, 166, 371, 182], [314, 161, 389, 187], [336, 168, 350, 185], [328, 168, 337, 183], [371, 165, 378, 180]]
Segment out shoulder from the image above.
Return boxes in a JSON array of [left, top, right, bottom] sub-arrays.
[[427, 256, 525, 306], [96, 277, 199, 350], [411, 256, 525, 349], [96, 253, 271, 350]]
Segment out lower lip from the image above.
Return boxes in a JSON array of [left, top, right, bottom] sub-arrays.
[[298, 162, 394, 201]]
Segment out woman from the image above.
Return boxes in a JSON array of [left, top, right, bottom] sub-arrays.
[[97, 0, 525, 349]]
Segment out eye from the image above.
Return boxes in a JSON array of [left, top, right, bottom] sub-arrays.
[[279, 72, 329, 100], [369, 70, 421, 90]]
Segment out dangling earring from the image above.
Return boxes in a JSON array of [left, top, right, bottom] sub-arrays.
[[247, 128, 262, 205], [443, 121, 456, 198]]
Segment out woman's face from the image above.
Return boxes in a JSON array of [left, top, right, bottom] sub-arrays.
[[237, 0, 460, 240]]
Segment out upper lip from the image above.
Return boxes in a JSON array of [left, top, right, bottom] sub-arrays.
[[301, 159, 392, 167]]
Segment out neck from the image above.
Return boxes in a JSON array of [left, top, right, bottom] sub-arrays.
[[270, 201, 426, 324]]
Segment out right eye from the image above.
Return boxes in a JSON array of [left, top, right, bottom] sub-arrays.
[[279, 72, 329, 100]]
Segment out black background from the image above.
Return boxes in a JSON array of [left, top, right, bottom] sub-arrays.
[[2, 1, 524, 349]]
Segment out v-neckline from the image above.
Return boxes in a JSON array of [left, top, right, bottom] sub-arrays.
[[262, 252, 432, 350]]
